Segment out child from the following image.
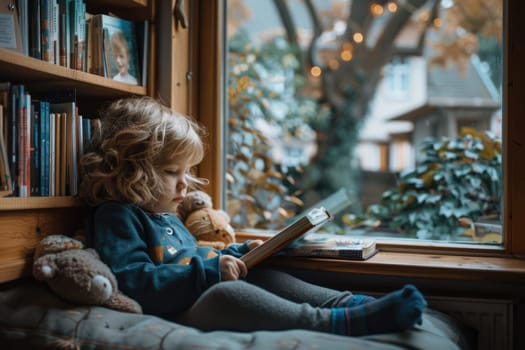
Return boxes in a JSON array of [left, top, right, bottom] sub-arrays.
[[110, 30, 138, 85], [80, 96, 427, 336]]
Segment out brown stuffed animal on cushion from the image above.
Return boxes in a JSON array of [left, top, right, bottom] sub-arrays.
[[33, 234, 142, 314], [178, 190, 236, 250]]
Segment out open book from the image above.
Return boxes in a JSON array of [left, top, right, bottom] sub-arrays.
[[240, 207, 333, 268]]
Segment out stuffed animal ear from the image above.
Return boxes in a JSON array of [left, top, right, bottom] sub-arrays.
[[178, 190, 213, 220], [104, 291, 143, 314], [33, 255, 58, 281]]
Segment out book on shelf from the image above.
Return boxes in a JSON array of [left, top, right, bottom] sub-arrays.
[[16, 86, 31, 198], [70, 0, 87, 70], [1, 82, 10, 143], [280, 234, 378, 261], [49, 112, 56, 196], [19, 0, 29, 55], [29, 0, 42, 59], [240, 207, 333, 269], [58, 0, 69, 67], [41, 100, 50, 196], [0, 129, 12, 197], [50, 101, 78, 196], [30, 99, 42, 196], [136, 20, 149, 87], [40, 0, 52, 63]]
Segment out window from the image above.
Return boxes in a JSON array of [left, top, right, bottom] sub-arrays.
[[197, 0, 524, 256], [384, 56, 410, 100], [223, 0, 503, 244]]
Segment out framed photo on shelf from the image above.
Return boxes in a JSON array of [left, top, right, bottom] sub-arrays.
[[96, 14, 140, 85], [0, 0, 22, 52]]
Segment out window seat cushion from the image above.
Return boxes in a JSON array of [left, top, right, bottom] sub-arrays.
[[0, 279, 475, 350]]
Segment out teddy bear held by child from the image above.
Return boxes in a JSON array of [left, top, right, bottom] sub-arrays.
[[178, 190, 236, 250]]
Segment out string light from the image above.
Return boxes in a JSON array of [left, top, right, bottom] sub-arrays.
[[310, 66, 322, 77], [418, 10, 430, 23], [329, 0, 435, 53], [340, 49, 353, 61], [387, 2, 398, 13], [370, 3, 384, 16]]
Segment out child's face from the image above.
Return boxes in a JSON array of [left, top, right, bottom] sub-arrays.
[[148, 161, 192, 213], [114, 48, 129, 75]]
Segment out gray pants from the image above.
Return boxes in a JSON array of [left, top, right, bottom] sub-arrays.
[[174, 268, 354, 333]]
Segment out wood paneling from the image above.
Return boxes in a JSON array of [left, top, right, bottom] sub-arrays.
[[0, 207, 86, 283]]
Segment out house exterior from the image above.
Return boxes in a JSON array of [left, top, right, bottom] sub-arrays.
[[358, 36, 501, 173]]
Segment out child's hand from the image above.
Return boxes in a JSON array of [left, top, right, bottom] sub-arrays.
[[248, 239, 264, 250], [220, 255, 248, 281]]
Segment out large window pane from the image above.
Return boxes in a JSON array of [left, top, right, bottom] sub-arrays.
[[225, 0, 503, 245]]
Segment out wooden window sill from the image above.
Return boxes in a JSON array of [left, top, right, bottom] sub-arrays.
[[236, 232, 525, 284], [264, 252, 525, 283]]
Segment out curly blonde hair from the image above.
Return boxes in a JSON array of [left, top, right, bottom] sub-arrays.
[[79, 96, 207, 208]]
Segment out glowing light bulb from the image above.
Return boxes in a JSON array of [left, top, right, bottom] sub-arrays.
[[370, 3, 384, 16], [387, 2, 398, 12], [310, 66, 322, 77], [353, 32, 364, 43], [340, 49, 353, 61]]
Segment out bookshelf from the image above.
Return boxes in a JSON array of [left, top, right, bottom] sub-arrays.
[[0, 0, 153, 224], [0, 50, 146, 99]]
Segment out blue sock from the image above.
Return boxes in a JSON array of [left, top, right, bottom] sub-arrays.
[[332, 284, 427, 336], [346, 294, 376, 307]]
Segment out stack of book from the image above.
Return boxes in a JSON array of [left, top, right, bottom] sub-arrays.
[[280, 234, 378, 260]]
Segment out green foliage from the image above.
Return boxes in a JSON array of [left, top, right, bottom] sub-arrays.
[[353, 128, 502, 239], [226, 30, 325, 229]]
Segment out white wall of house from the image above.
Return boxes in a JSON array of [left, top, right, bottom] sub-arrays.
[[357, 56, 426, 170]]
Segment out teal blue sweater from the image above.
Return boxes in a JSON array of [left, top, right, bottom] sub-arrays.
[[88, 201, 251, 316]]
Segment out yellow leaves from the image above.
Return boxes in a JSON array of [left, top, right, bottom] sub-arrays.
[[460, 127, 501, 160], [419, 164, 440, 187], [342, 213, 357, 226], [405, 195, 416, 205], [285, 195, 304, 207], [420, 170, 434, 187], [237, 75, 251, 92], [266, 168, 284, 179]]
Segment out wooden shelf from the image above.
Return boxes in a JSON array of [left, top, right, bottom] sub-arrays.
[[0, 50, 146, 99], [0, 197, 85, 211]]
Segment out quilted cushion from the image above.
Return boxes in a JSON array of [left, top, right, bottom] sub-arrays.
[[0, 280, 473, 350]]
